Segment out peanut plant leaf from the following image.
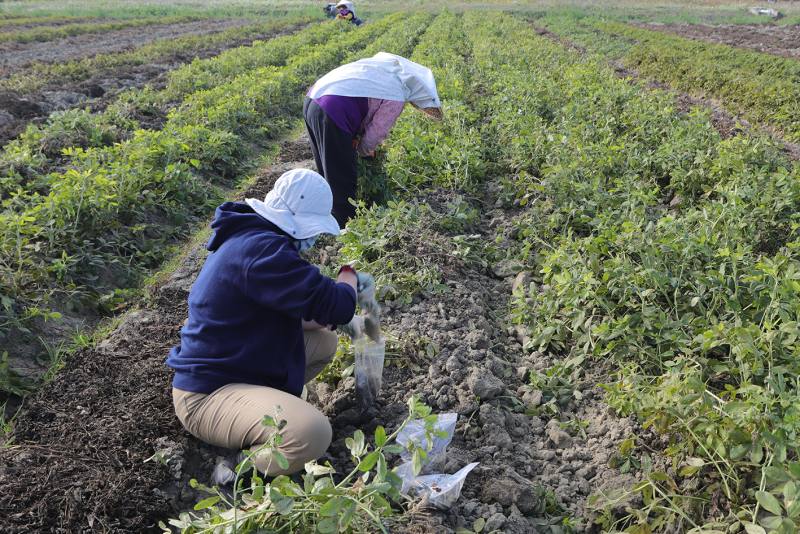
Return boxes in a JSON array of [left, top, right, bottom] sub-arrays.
[[743, 522, 767, 534], [320, 496, 343, 517], [317, 517, 338, 534], [375, 425, 387, 447], [412, 448, 424, 476], [193, 495, 220, 510], [358, 450, 380, 472], [273, 451, 290, 471], [756, 490, 783, 515]]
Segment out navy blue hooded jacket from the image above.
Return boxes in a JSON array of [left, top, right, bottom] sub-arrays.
[[167, 202, 356, 396]]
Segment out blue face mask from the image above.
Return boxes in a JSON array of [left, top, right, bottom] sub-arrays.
[[294, 235, 318, 252]]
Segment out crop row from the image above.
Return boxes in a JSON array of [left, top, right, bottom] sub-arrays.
[[158, 18, 341, 101], [538, 15, 800, 143], [603, 21, 800, 142], [0, 15, 313, 94], [0, 15, 88, 28], [0, 14, 416, 374], [479, 12, 800, 533], [338, 10, 485, 301], [0, 15, 201, 44], [0, 19, 339, 200], [169, 14, 439, 533]]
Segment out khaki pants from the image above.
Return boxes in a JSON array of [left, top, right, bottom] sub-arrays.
[[173, 328, 338, 476]]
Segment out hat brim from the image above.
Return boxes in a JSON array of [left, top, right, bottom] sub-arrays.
[[246, 199, 340, 239]]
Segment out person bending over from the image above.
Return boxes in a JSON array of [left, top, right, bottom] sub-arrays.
[[304, 52, 442, 226]]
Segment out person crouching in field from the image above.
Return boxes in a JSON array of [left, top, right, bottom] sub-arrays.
[[335, 1, 362, 25], [167, 169, 370, 476], [304, 52, 442, 226]]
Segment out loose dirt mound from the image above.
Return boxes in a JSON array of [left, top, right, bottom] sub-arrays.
[[0, 19, 251, 72], [643, 22, 800, 59]]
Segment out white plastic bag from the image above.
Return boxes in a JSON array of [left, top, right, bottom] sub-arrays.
[[397, 461, 479, 510], [396, 412, 457, 473], [354, 336, 385, 409]]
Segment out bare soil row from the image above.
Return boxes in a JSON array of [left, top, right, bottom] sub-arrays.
[[643, 22, 800, 60]]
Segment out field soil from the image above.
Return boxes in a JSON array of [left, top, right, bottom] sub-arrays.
[[0, 19, 251, 72], [0, 134, 638, 533], [642, 22, 800, 59], [0, 21, 302, 147]]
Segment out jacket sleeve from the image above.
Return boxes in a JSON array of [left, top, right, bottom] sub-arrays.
[[244, 241, 356, 325], [359, 99, 405, 156]]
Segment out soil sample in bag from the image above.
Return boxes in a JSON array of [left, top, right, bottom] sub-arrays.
[[354, 336, 385, 410]]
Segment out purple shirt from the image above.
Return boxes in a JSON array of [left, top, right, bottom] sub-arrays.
[[314, 94, 368, 136], [309, 93, 406, 154]]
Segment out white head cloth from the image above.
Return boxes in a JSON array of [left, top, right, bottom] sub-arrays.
[[308, 52, 441, 110], [336, 1, 355, 12]]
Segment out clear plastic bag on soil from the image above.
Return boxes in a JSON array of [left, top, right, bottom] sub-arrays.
[[354, 336, 385, 409], [396, 461, 479, 510], [397, 412, 457, 473]]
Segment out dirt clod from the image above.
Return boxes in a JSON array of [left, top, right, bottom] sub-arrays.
[[484, 512, 506, 531], [467, 369, 505, 400], [481, 478, 539, 514]]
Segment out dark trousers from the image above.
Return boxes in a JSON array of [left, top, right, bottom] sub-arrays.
[[303, 97, 357, 227]]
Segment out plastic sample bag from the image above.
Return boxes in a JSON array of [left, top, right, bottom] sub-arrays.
[[396, 461, 479, 510], [397, 412, 457, 473], [354, 336, 385, 409]]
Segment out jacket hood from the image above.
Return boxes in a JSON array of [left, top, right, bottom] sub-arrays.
[[207, 201, 284, 251]]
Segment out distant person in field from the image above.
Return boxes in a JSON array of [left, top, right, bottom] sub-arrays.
[[304, 52, 442, 225], [166, 169, 373, 477], [335, 0, 362, 25]]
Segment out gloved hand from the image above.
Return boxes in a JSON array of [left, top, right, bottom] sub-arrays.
[[339, 315, 365, 339], [356, 272, 379, 314]]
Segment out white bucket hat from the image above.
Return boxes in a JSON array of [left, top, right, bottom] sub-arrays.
[[245, 168, 341, 239]]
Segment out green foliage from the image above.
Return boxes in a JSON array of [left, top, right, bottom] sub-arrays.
[[601, 20, 800, 142], [528, 360, 580, 416], [383, 11, 485, 194], [0, 352, 34, 397], [463, 10, 800, 533], [0, 20, 341, 201], [163, 396, 440, 533], [540, 14, 800, 142], [161, 20, 341, 100], [339, 200, 445, 301]]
